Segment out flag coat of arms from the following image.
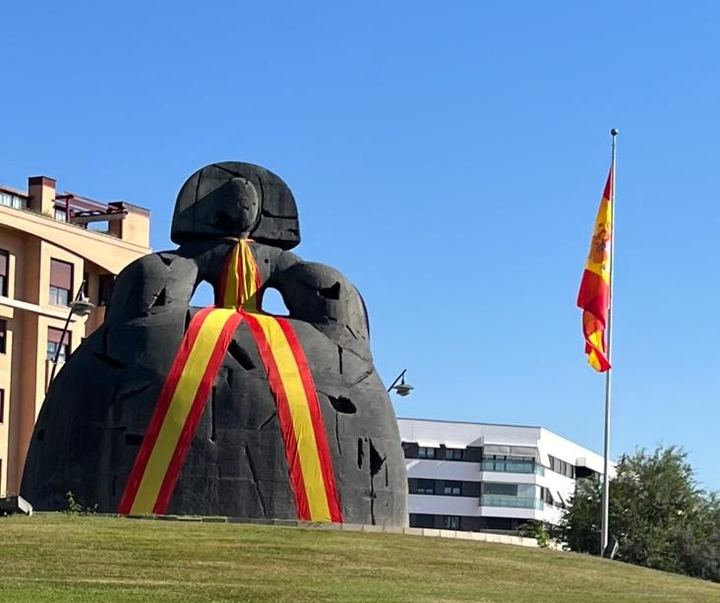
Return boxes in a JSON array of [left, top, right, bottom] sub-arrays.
[[577, 169, 613, 372]]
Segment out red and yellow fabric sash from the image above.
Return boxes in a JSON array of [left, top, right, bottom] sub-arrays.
[[118, 241, 342, 522]]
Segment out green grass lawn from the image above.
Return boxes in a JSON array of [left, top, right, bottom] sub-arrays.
[[0, 514, 718, 602]]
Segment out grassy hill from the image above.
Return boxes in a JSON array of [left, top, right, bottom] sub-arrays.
[[0, 514, 718, 602]]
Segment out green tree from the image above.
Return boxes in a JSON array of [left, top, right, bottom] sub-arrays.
[[558, 474, 602, 555], [561, 445, 720, 581]]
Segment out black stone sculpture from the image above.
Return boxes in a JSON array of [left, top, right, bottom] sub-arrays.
[[22, 162, 408, 526]]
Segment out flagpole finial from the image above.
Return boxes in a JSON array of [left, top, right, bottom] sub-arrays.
[[610, 128, 619, 136]]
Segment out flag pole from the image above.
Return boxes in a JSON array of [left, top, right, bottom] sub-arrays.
[[601, 128, 618, 555]]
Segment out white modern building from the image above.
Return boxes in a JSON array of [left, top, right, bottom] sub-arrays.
[[398, 418, 606, 533]]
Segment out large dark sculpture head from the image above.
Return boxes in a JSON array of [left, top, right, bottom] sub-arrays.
[[171, 162, 300, 249]]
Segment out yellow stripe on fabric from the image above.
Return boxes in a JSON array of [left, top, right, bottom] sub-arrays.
[[223, 244, 241, 308], [250, 313, 331, 522], [587, 330, 605, 371], [240, 241, 259, 311], [130, 308, 238, 514], [588, 330, 604, 351], [584, 198, 612, 282]]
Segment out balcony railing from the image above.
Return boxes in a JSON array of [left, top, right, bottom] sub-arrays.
[[481, 460, 545, 476], [480, 494, 544, 510]]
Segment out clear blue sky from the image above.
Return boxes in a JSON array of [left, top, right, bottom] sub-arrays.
[[3, 2, 719, 489]]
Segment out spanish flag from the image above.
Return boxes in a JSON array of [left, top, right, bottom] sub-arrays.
[[577, 168, 613, 372]]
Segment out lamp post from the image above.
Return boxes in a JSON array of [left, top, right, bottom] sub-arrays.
[[387, 369, 414, 397], [47, 281, 94, 388]]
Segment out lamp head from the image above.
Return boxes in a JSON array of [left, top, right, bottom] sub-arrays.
[[394, 383, 414, 397], [391, 373, 414, 397], [69, 297, 94, 317]]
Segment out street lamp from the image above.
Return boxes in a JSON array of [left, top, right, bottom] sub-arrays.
[[387, 369, 414, 397], [48, 281, 94, 387]]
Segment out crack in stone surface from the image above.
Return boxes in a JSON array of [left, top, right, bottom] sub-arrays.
[[244, 445, 267, 518], [92, 352, 127, 369], [227, 341, 255, 370], [257, 411, 277, 431]]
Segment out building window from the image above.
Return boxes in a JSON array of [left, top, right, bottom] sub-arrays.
[[0, 249, 8, 297], [415, 479, 435, 495], [409, 514, 435, 528], [445, 448, 465, 460], [0, 191, 27, 209], [0, 389, 4, 423], [418, 446, 436, 459], [443, 516, 460, 530], [54, 207, 68, 222], [443, 481, 462, 496], [47, 328, 71, 363], [0, 319, 6, 353], [549, 455, 575, 479], [484, 482, 519, 496], [49, 259, 73, 306]]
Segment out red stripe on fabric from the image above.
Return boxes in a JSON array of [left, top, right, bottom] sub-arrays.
[[153, 310, 244, 514], [244, 313, 311, 520], [277, 318, 343, 522], [117, 307, 215, 514], [602, 167, 613, 201], [577, 269, 610, 326]]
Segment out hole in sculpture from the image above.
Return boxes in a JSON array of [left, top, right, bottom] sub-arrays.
[[190, 280, 215, 308], [329, 395, 356, 414], [369, 439, 385, 476], [150, 287, 167, 308], [262, 287, 289, 316], [319, 282, 341, 300]]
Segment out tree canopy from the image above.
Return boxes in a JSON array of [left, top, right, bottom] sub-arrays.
[[560, 445, 720, 582]]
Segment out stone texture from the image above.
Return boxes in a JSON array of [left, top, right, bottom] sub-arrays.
[[21, 162, 408, 527]]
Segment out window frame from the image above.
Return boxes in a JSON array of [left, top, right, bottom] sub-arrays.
[[47, 327, 71, 363], [418, 446, 436, 459], [0, 249, 8, 297], [415, 479, 435, 495], [445, 448, 465, 461], [49, 258, 74, 307], [443, 480, 463, 496]]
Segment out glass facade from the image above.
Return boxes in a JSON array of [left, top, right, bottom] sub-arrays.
[[481, 455, 545, 475], [480, 494, 544, 510]]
